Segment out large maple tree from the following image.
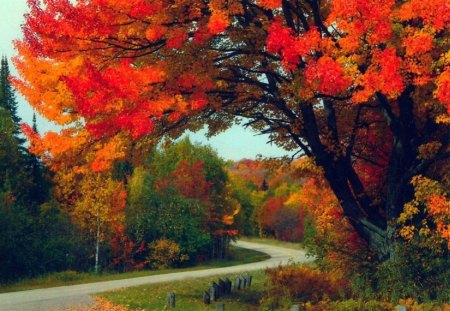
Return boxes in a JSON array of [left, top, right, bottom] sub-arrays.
[[15, 0, 449, 260]]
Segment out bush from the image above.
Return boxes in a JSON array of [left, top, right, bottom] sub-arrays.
[[51, 270, 86, 282], [398, 298, 450, 311], [0, 202, 90, 282], [352, 242, 450, 303], [147, 239, 188, 269], [264, 265, 350, 307], [300, 299, 449, 311]]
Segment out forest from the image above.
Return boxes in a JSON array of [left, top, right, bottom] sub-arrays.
[[1, 0, 449, 309]]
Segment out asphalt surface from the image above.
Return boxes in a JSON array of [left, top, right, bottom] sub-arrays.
[[0, 240, 313, 311]]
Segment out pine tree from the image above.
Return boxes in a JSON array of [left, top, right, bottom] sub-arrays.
[[261, 179, 269, 192], [0, 56, 23, 143], [32, 112, 38, 133], [0, 56, 47, 206]]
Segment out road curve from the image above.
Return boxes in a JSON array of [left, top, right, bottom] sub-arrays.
[[0, 240, 313, 311]]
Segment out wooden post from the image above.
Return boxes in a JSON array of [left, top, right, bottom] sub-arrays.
[[210, 284, 218, 301], [218, 278, 226, 295], [216, 302, 225, 311], [224, 278, 232, 294], [203, 291, 211, 305], [240, 275, 247, 289], [243, 273, 253, 288], [212, 281, 220, 299], [166, 292, 175, 308], [234, 276, 241, 290]]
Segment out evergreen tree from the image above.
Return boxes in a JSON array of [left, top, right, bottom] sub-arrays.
[[32, 112, 38, 133], [0, 56, 24, 145], [261, 179, 269, 192], [0, 56, 46, 207], [0, 56, 88, 282], [0, 109, 21, 194], [1, 57, 20, 125]]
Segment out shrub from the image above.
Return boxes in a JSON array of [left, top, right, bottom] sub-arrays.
[[398, 298, 450, 311], [51, 270, 86, 282], [264, 265, 350, 306], [352, 242, 450, 303], [303, 299, 391, 311], [147, 239, 187, 269], [303, 299, 450, 311]]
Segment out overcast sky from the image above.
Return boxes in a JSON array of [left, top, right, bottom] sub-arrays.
[[0, 1, 288, 161]]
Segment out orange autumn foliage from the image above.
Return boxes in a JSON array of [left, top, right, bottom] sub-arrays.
[[427, 194, 450, 249], [15, 0, 449, 260], [288, 159, 367, 270], [436, 67, 450, 113]]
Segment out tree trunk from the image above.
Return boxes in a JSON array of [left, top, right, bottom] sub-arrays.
[[94, 217, 100, 274], [295, 89, 427, 261]]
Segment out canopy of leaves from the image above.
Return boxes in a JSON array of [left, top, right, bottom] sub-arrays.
[[15, 0, 449, 260]]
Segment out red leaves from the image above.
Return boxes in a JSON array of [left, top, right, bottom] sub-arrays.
[[374, 48, 404, 97], [266, 21, 298, 70], [403, 32, 434, 57], [129, 0, 160, 19], [193, 28, 213, 46], [266, 21, 292, 55], [117, 106, 156, 139], [145, 26, 168, 42], [189, 92, 208, 110], [267, 21, 322, 70], [398, 0, 450, 31], [171, 160, 212, 200], [257, 0, 282, 10], [110, 224, 147, 271], [65, 60, 164, 139], [259, 196, 305, 242], [21, 123, 38, 144], [436, 67, 450, 114], [166, 28, 188, 49], [207, 10, 230, 35], [353, 47, 404, 103], [295, 28, 321, 58], [328, 0, 394, 48], [304, 56, 351, 96]]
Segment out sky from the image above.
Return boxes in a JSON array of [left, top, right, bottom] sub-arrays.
[[0, 1, 288, 161]]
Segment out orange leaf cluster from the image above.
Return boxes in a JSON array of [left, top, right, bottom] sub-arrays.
[[404, 31, 434, 57], [257, 0, 281, 10], [207, 10, 230, 35], [353, 48, 404, 103], [266, 21, 321, 70], [304, 56, 351, 96], [327, 0, 395, 50], [397, 0, 450, 31], [427, 194, 450, 249], [436, 68, 450, 114], [290, 177, 365, 269]]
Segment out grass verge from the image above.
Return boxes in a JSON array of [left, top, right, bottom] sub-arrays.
[[0, 245, 269, 293], [97, 269, 267, 311], [239, 236, 304, 250]]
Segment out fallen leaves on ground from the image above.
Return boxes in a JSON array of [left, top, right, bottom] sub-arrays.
[[64, 297, 144, 311]]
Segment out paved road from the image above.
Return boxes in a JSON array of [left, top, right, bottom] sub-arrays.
[[0, 240, 313, 311]]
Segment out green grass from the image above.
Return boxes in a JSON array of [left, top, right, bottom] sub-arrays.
[[98, 269, 268, 311], [239, 236, 304, 250], [0, 245, 270, 293]]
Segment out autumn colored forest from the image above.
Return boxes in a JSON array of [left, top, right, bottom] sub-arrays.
[[1, 0, 450, 309]]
